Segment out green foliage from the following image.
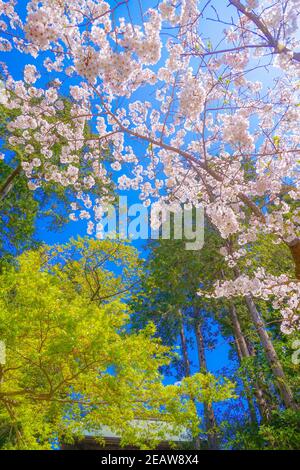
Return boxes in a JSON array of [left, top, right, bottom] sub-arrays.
[[224, 410, 300, 450], [131, 223, 300, 450], [0, 241, 235, 450], [0, 160, 39, 261], [45, 236, 142, 303], [258, 409, 300, 450]]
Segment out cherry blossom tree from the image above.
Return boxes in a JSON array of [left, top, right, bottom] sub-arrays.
[[0, 1, 299, 338]]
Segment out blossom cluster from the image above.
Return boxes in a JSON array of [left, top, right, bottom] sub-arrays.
[[0, 0, 299, 332], [212, 270, 300, 334]]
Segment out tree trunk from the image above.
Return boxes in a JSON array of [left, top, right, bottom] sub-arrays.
[[179, 322, 191, 378], [228, 259, 297, 411], [229, 305, 271, 422], [179, 317, 201, 450], [229, 304, 249, 359], [245, 295, 297, 410], [0, 165, 21, 201], [194, 320, 219, 450], [230, 310, 257, 424], [288, 238, 300, 280]]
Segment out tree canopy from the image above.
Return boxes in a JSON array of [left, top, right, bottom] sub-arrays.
[[0, 239, 235, 450]]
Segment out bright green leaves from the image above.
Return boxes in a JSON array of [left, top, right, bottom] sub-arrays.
[[273, 135, 280, 148], [0, 242, 235, 449]]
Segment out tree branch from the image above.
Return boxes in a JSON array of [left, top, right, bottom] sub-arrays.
[[229, 0, 300, 62], [0, 164, 21, 201]]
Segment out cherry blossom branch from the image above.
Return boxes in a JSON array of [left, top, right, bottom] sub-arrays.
[[229, 0, 300, 62]]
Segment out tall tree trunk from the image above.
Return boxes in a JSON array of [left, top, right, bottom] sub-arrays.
[[194, 320, 219, 450], [288, 238, 300, 280], [179, 317, 201, 450], [179, 321, 191, 378], [0, 165, 21, 201], [231, 324, 258, 424], [245, 295, 297, 410], [229, 305, 271, 422], [228, 259, 297, 411], [229, 304, 250, 359]]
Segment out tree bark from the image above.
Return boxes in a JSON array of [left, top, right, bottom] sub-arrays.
[[194, 320, 219, 450], [229, 306, 258, 424], [179, 322, 191, 378], [245, 295, 297, 410], [178, 317, 202, 450], [288, 238, 300, 280], [0, 165, 21, 201], [229, 305, 271, 422], [229, 304, 249, 359]]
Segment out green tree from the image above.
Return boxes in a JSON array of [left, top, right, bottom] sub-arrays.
[[131, 223, 300, 449], [131, 229, 232, 449], [0, 241, 235, 450]]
